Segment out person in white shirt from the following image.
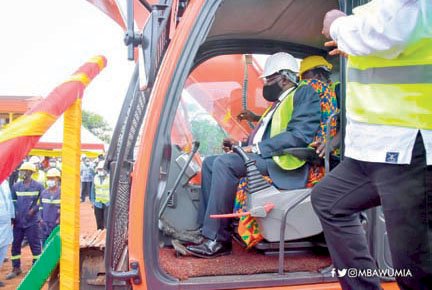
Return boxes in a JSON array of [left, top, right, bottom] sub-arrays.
[[311, 1, 432, 290], [0, 180, 14, 288]]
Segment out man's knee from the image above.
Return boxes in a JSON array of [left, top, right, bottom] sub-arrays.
[[202, 155, 218, 173], [212, 154, 235, 172], [311, 182, 331, 218]]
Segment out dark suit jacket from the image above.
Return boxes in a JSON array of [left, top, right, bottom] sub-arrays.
[[257, 85, 321, 190]]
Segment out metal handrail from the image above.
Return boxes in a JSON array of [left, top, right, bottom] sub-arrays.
[[278, 190, 313, 274]]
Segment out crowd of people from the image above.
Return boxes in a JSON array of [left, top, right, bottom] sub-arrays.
[[0, 153, 110, 287]]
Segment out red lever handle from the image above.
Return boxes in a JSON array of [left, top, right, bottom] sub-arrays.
[[210, 202, 275, 219]]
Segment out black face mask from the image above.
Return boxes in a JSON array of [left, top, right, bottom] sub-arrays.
[[19, 171, 32, 181], [262, 83, 282, 102]]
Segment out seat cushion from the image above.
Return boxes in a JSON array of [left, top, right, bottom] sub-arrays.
[[234, 165, 324, 248]]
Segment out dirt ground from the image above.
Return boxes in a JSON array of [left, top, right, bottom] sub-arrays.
[[0, 200, 97, 289]]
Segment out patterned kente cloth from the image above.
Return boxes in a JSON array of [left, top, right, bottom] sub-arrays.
[[234, 79, 339, 248]]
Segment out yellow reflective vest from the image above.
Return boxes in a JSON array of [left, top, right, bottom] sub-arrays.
[[94, 175, 110, 204], [347, 38, 432, 129], [269, 83, 306, 170]]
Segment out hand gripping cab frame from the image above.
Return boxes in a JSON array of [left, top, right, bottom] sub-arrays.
[[98, 0, 399, 289]]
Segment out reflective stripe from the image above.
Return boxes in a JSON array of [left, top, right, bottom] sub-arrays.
[[95, 195, 109, 203], [11, 255, 21, 260], [41, 198, 61, 204], [16, 191, 39, 197], [33, 255, 41, 259], [348, 65, 432, 84]]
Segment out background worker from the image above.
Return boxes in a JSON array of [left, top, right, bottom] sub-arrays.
[[40, 168, 61, 244], [90, 161, 110, 230], [47, 157, 60, 171], [6, 162, 44, 280], [80, 156, 94, 202], [311, 1, 432, 290], [0, 180, 14, 288], [187, 52, 322, 258], [28, 156, 47, 187]]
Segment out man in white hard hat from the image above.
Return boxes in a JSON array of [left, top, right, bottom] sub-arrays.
[[40, 168, 61, 243], [80, 156, 94, 202], [90, 161, 110, 230], [28, 156, 46, 187], [187, 52, 322, 258]]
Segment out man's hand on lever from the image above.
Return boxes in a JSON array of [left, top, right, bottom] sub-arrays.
[[237, 110, 261, 122], [242, 145, 253, 153], [222, 138, 236, 153]]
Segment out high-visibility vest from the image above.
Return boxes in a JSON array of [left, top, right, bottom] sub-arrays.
[[33, 170, 46, 187], [346, 38, 432, 129], [270, 83, 306, 170], [94, 176, 110, 204]]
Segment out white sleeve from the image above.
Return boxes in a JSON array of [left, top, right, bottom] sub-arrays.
[[1, 181, 14, 219], [330, 0, 420, 58]]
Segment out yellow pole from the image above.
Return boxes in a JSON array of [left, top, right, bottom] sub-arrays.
[[60, 98, 82, 289], [8, 112, 13, 123]]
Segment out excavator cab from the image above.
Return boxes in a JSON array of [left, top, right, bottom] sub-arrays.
[[99, 0, 396, 289]]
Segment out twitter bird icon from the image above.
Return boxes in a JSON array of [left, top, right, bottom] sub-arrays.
[[337, 269, 347, 277]]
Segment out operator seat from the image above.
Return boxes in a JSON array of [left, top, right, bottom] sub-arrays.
[[211, 78, 339, 251], [233, 119, 339, 249]]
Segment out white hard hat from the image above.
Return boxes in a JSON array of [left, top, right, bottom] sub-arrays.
[[46, 168, 61, 178], [261, 52, 299, 78], [29, 156, 41, 164], [19, 162, 36, 172]]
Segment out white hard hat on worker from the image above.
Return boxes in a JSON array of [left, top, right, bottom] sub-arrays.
[[261, 52, 299, 78], [29, 156, 41, 165], [261, 52, 299, 102]]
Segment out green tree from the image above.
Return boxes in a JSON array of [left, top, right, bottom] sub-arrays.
[[191, 118, 227, 157], [82, 110, 112, 143]]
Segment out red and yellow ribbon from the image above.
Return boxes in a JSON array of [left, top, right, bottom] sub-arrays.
[[0, 55, 107, 183]]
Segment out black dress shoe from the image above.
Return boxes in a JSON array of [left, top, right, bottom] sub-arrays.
[[186, 238, 232, 258]]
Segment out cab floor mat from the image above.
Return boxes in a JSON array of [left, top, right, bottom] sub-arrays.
[[159, 241, 331, 280]]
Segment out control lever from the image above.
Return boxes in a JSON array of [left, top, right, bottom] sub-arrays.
[[158, 141, 200, 219], [210, 202, 275, 219], [232, 145, 270, 194]]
